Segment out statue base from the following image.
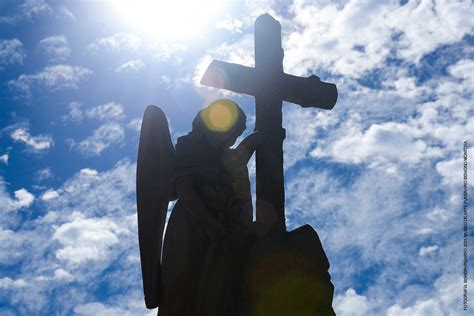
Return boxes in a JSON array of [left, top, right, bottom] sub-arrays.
[[241, 224, 335, 316]]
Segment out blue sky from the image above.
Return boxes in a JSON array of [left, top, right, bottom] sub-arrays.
[[0, 0, 473, 315]]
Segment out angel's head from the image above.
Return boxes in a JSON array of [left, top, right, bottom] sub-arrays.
[[192, 99, 246, 149]]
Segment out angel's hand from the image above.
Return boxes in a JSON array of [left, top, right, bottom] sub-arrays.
[[229, 131, 264, 167]]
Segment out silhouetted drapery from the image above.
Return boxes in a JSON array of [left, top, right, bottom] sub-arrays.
[[159, 129, 253, 316]]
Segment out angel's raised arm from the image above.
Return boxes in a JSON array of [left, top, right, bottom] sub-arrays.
[[233, 131, 264, 165]]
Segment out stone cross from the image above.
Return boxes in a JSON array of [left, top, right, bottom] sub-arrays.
[[201, 14, 337, 232]]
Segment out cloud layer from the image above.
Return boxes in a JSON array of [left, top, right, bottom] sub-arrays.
[[0, 161, 147, 315], [0, 0, 472, 315]]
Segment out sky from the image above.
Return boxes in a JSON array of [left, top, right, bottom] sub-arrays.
[[0, 0, 473, 315]]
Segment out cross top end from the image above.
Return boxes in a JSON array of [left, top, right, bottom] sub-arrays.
[[255, 13, 281, 29]]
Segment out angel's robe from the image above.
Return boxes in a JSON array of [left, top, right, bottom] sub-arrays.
[[159, 132, 253, 316]]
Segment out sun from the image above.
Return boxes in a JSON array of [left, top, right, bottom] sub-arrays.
[[114, 0, 229, 41]]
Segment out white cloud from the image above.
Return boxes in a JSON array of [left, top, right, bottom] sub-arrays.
[[311, 120, 442, 165], [449, 58, 474, 81], [8, 64, 92, 96], [35, 168, 53, 182], [388, 299, 444, 316], [0, 39, 26, 70], [334, 288, 374, 316], [387, 0, 474, 63], [0, 229, 28, 265], [115, 59, 145, 73], [13, 189, 35, 208], [381, 72, 428, 99], [38, 35, 71, 62], [62, 101, 83, 122], [88, 33, 142, 54], [436, 156, 474, 187], [55, 160, 136, 218], [284, 106, 339, 168], [0, 277, 28, 288], [436, 59, 474, 98], [54, 268, 73, 280], [447, 58, 474, 96], [305, 73, 472, 170], [79, 168, 98, 177], [53, 212, 125, 265], [85, 102, 125, 121], [41, 190, 59, 201], [426, 207, 452, 223], [216, 18, 243, 33], [0, 180, 35, 212], [10, 127, 53, 152], [285, 0, 395, 77], [280, 0, 474, 77], [64, 101, 125, 123], [126, 118, 142, 132], [385, 275, 464, 316], [68, 123, 124, 156], [419, 245, 439, 256], [0, 153, 9, 165]]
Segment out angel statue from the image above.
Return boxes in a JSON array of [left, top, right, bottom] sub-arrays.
[[136, 99, 263, 316]]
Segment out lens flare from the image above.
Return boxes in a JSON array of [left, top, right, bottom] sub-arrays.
[[201, 99, 239, 132]]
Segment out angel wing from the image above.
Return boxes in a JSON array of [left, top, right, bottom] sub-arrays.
[[136, 105, 176, 309]]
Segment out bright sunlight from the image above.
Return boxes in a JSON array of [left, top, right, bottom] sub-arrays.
[[114, 0, 229, 40]]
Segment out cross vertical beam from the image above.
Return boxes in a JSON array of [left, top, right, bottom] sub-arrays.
[[254, 14, 286, 231]]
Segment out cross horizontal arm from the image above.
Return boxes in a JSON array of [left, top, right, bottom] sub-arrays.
[[200, 60, 259, 96], [200, 60, 338, 110], [282, 74, 337, 110]]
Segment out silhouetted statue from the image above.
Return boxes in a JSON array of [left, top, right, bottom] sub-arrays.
[[137, 100, 264, 315], [137, 13, 338, 316]]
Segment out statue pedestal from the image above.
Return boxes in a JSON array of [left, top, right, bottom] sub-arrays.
[[242, 225, 335, 316]]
